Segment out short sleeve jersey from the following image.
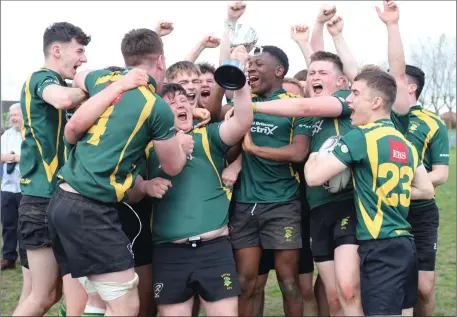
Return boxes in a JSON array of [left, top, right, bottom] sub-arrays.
[[19, 68, 68, 198], [148, 123, 231, 243], [406, 105, 450, 208], [235, 89, 309, 203], [333, 119, 420, 241], [58, 69, 175, 203]]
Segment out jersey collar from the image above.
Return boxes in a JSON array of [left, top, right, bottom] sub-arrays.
[[255, 88, 287, 101], [410, 104, 422, 111]]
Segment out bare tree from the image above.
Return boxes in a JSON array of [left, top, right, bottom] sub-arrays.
[[410, 33, 456, 115]]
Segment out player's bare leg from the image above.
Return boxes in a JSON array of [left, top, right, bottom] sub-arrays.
[[315, 261, 343, 316], [18, 266, 32, 305], [135, 264, 153, 317], [234, 247, 262, 317], [158, 296, 194, 316], [334, 245, 363, 315], [414, 271, 435, 316], [88, 268, 139, 316], [13, 248, 61, 316], [252, 274, 268, 316], [314, 274, 330, 316], [63, 274, 88, 316], [299, 273, 318, 316], [200, 296, 238, 316], [274, 249, 303, 316]]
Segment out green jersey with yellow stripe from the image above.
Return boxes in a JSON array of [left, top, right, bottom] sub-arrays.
[[58, 69, 175, 203], [407, 105, 449, 208], [148, 123, 231, 243], [300, 90, 355, 209], [235, 89, 309, 203], [333, 119, 420, 240], [19, 68, 68, 198]]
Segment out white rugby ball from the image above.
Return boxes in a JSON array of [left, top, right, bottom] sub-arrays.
[[317, 136, 352, 194]]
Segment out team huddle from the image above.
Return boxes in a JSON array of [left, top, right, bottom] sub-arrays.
[[7, 1, 450, 317]]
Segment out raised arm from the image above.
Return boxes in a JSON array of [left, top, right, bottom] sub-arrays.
[[377, 0, 410, 114], [65, 69, 149, 144], [154, 21, 174, 38], [184, 35, 221, 63], [327, 16, 359, 83], [218, 46, 253, 146], [310, 4, 337, 51], [42, 84, 87, 110], [291, 24, 314, 67]]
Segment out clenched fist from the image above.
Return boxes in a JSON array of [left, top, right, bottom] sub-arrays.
[[155, 21, 174, 37], [290, 24, 310, 43], [317, 4, 337, 24], [326, 16, 344, 36], [200, 35, 221, 49], [228, 1, 246, 22], [143, 177, 172, 199], [176, 130, 194, 156]]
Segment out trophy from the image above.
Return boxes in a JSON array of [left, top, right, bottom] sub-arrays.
[[214, 24, 259, 90]]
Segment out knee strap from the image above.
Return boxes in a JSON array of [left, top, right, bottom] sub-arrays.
[[89, 273, 139, 301]]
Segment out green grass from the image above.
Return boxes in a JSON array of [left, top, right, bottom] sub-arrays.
[[1, 150, 456, 316]]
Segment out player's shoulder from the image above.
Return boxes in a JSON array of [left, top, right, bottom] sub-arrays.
[[28, 68, 62, 85], [278, 92, 301, 99], [412, 106, 447, 127], [332, 89, 351, 100]]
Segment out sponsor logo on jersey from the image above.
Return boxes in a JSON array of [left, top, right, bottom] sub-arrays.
[[390, 139, 408, 164], [312, 120, 324, 136], [251, 121, 278, 135]]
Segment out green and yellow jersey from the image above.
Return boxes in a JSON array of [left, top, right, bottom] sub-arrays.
[[19, 68, 68, 198], [235, 89, 309, 203], [300, 90, 355, 209], [58, 69, 175, 203], [333, 119, 420, 241], [148, 122, 231, 243], [406, 105, 449, 208]]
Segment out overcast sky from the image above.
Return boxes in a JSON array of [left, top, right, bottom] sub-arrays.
[[1, 1, 456, 100]]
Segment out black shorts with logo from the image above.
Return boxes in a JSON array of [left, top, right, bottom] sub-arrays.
[[310, 199, 357, 262], [258, 199, 314, 275], [152, 236, 240, 305], [18, 195, 52, 249], [406, 202, 439, 271], [47, 186, 134, 277], [230, 200, 302, 250], [358, 237, 418, 316], [117, 198, 153, 267]]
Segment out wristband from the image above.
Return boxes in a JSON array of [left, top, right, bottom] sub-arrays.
[[253, 102, 258, 113]]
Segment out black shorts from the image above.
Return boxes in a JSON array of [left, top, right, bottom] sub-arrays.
[[18, 195, 51, 249], [152, 236, 240, 305], [19, 245, 29, 269], [310, 199, 357, 262], [358, 237, 418, 316], [230, 200, 302, 250], [258, 204, 313, 275], [47, 187, 134, 278], [407, 202, 439, 271], [117, 198, 153, 267]]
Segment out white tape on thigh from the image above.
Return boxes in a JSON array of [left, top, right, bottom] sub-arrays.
[[89, 273, 139, 301], [78, 276, 97, 294]]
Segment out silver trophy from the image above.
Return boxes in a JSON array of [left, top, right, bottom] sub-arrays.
[[214, 24, 259, 90]]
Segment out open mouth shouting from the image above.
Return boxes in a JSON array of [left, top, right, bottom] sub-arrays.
[[249, 75, 259, 86], [201, 89, 211, 98], [186, 92, 197, 103], [177, 110, 188, 121], [312, 83, 323, 95]]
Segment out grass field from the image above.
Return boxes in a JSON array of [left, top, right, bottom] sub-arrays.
[[1, 149, 455, 316]]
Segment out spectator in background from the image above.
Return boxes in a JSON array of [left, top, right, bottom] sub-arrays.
[[0, 127, 5, 180], [1, 103, 24, 270]]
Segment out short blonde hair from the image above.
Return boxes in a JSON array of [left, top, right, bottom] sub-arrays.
[[283, 77, 305, 97], [166, 61, 201, 82], [360, 64, 383, 73]]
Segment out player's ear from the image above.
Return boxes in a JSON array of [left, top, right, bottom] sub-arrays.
[[336, 75, 346, 88], [372, 96, 383, 110], [51, 43, 61, 59], [275, 65, 285, 78], [156, 55, 165, 72], [408, 83, 417, 96]]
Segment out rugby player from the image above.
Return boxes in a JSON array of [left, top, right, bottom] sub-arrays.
[[47, 28, 193, 316], [250, 77, 318, 317], [226, 45, 309, 317], [404, 65, 449, 316], [305, 69, 435, 316], [14, 22, 91, 317], [149, 45, 253, 317]]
